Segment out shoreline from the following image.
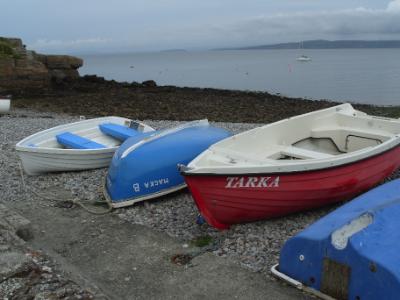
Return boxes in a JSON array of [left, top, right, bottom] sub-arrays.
[[10, 76, 400, 122]]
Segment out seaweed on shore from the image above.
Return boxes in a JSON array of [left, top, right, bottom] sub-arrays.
[[10, 76, 400, 123]]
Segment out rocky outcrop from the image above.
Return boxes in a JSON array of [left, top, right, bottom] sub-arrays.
[[142, 80, 157, 87], [0, 37, 83, 93]]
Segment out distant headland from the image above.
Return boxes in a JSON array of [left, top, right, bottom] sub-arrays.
[[219, 39, 400, 50]]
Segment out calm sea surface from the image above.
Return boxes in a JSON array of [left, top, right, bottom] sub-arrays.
[[80, 49, 400, 106]]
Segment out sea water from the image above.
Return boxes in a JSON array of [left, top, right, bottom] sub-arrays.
[[80, 49, 400, 106]]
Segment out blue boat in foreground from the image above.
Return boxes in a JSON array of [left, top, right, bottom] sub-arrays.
[[272, 179, 400, 300], [104, 120, 231, 208]]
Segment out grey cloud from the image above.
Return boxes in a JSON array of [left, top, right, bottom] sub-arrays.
[[125, 1, 400, 50], [212, 5, 400, 47], [27, 0, 400, 53]]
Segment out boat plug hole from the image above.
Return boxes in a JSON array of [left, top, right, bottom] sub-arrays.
[[309, 277, 315, 284]]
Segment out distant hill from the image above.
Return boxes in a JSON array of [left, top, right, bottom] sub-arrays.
[[223, 40, 400, 50], [160, 49, 188, 53]]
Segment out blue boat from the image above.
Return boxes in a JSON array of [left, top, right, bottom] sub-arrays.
[[104, 120, 231, 208], [272, 179, 400, 300]]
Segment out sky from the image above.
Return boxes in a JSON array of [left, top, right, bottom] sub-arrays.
[[1, 0, 400, 54]]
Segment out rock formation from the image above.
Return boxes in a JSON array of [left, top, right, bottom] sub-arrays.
[[0, 37, 83, 93]]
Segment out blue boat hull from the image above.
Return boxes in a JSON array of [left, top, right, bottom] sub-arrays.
[[104, 121, 231, 207], [276, 179, 400, 300]]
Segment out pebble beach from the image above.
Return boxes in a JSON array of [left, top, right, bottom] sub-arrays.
[[3, 107, 399, 281]]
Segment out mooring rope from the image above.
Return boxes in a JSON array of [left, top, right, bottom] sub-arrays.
[[18, 162, 113, 215]]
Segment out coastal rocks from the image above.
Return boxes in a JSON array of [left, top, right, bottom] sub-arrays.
[[37, 54, 83, 83], [38, 54, 83, 70], [81, 74, 107, 83], [142, 80, 157, 87], [0, 37, 83, 93]]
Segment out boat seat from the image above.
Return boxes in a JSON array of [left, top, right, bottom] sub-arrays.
[[212, 148, 278, 165], [212, 146, 333, 164], [311, 127, 393, 142], [56, 132, 106, 149], [99, 123, 140, 141], [280, 146, 334, 159], [311, 127, 393, 152]]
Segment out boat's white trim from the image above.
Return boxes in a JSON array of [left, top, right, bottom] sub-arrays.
[[270, 264, 336, 300], [18, 150, 115, 175], [186, 141, 400, 174], [103, 182, 187, 208], [17, 146, 118, 155], [121, 119, 209, 159]]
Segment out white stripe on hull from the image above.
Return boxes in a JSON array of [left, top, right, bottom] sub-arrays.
[[19, 151, 115, 175]]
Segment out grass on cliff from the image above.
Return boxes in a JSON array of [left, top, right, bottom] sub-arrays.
[[0, 39, 20, 59]]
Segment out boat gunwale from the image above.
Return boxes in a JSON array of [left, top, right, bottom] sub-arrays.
[[183, 104, 400, 175], [16, 145, 119, 155], [181, 139, 400, 176]]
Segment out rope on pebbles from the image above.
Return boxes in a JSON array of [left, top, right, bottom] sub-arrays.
[[18, 162, 113, 215]]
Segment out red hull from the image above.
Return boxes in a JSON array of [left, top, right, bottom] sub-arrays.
[[184, 146, 400, 229]]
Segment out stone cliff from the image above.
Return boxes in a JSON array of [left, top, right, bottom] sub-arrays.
[[0, 37, 83, 93]]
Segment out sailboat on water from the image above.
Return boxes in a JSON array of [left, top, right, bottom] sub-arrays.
[[296, 41, 311, 62]]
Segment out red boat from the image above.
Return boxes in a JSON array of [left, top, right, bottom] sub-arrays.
[[180, 104, 400, 229]]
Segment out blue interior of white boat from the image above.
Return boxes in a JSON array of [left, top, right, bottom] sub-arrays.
[[56, 132, 106, 149], [99, 123, 141, 141], [105, 125, 231, 204], [279, 179, 400, 300]]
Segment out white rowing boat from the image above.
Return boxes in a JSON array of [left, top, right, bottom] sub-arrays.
[[16, 116, 154, 175]]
